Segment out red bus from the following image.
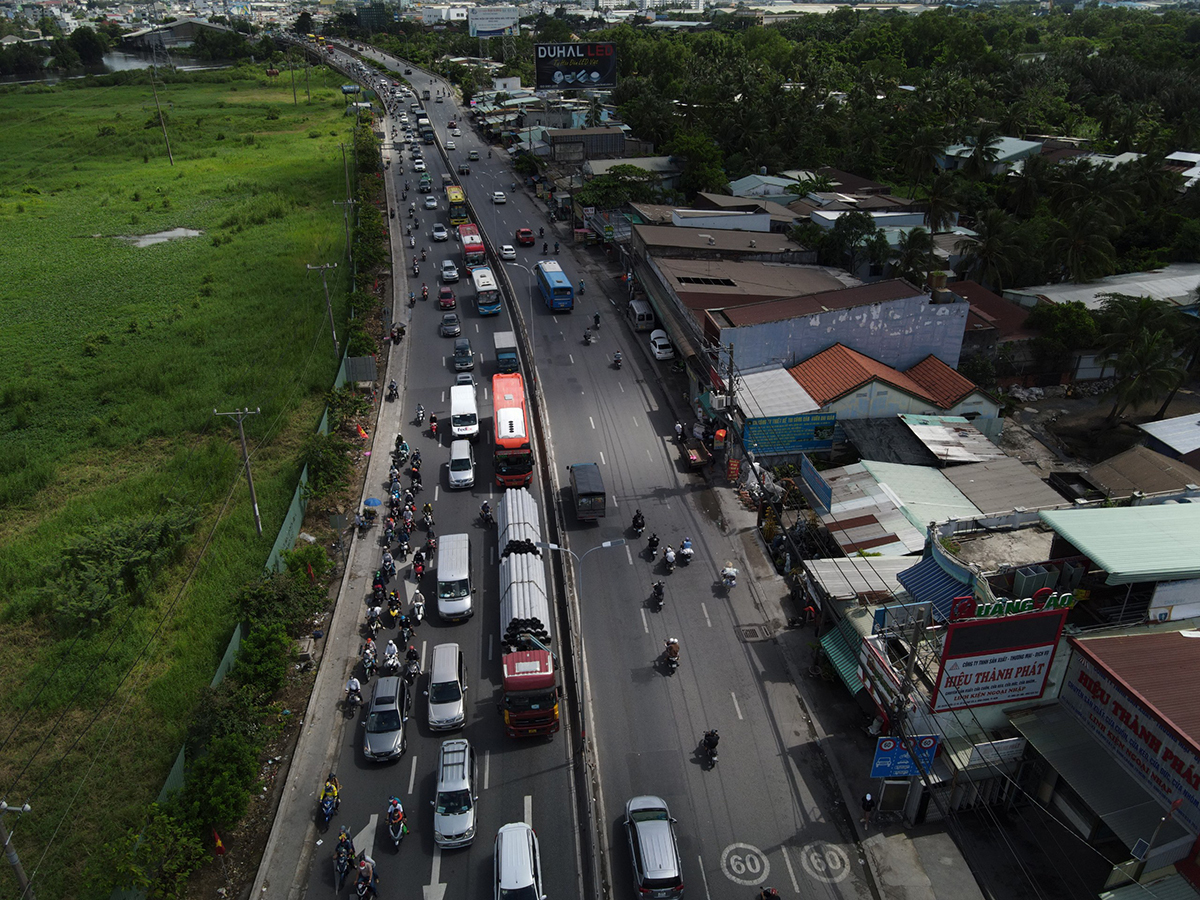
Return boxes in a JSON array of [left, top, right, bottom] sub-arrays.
[[492, 373, 533, 488], [459, 224, 487, 270]]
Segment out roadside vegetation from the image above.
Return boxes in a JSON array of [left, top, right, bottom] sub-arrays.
[[0, 66, 365, 897]]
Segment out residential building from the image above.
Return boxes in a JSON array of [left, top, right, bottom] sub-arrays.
[[1137, 411, 1200, 470], [937, 136, 1043, 176]]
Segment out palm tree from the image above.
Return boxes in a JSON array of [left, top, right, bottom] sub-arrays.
[[921, 173, 959, 276], [585, 96, 603, 129], [1050, 203, 1118, 283], [955, 208, 1023, 290], [1096, 293, 1177, 360], [1007, 154, 1050, 218], [960, 122, 1003, 181], [1156, 315, 1200, 419], [894, 227, 933, 285], [896, 125, 945, 194], [1101, 327, 1186, 425]]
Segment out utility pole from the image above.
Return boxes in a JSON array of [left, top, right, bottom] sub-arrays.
[[307, 263, 341, 360], [334, 197, 356, 266], [289, 46, 297, 105], [0, 801, 34, 900], [213, 408, 263, 536]]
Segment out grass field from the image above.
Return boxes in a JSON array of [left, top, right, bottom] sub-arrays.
[[0, 66, 363, 896]]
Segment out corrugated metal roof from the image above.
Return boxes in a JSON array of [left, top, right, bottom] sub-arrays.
[[1007, 263, 1200, 311], [1100, 874, 1200, 900], [738, 367, 820, 418], [1072, 632, 1200, 750], [1138, 412, 1200, 456], [804, 557, 912, 602], [820, 618, 866, 696], [1039, 503, 1200, 584], [817, 462, 927, 556], [860, 460, 982, 532], [1085, 446, 1200, 498], [1010, 705, 1192, 855], [942, 457, 1068, 514], [899, 414, 1004, 464], [897, 556, 971, 622]]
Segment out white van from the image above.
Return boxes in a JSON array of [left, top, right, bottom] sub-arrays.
[[448, 440, 475, 490], [436, 533, 474, 621], [627, 298, 656, 332], [450, 384, 479, 442]]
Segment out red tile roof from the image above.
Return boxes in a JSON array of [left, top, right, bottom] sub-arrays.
[[906, 355, 978, 407], [1071, 632, 1200, 752], [789, 344, 979, 409], [951, 281, 1033, 341]]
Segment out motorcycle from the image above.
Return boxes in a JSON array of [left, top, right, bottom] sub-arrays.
[[632, 514, 645, 536], [664, 547, 676, 574], [579, 280, 586, 295], [411, 595, 425, 624], [396, 533, 410, 559], [662, 640, 680, 674], [647, 535, 660, 560], [409, 236, 415, 248], [409, 291, 416, 308], [421, 248, 427, 261], [703, 730, 719, 767], [334, 828, 355, 890], [583, 329, 594, 346], [381, 654, 401, 677], [386, 381, 399, 402], [651, 581, 665, 611], [366, 613, 382, 639], [679, 542, 694, 565], [386, 800, 410, 848], [362, 648, 378, 680], [320, 794, 338, 827], [345, 688, 363, 717], [413, 559, 425, 580], [554, 242, 560, 254], [613, 352, 623, 370], [399, 622, 414, 644], [542, 242, 549, 254], [721, 564, 738, 589], [412, 261, 420, 277], [389, 207, 395, 219], [388, 592, 401, 621], [480, 508, 495, 527], [355, 859, 378, 899], [415, 404, 426, 426], [403, 657, 421, 685]]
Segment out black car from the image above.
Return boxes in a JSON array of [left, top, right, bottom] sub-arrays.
[[453, 338, 475, 371], [404, 67, 412, 74]]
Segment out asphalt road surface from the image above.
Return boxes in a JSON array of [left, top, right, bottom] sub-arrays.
[[306, 50, 871, 900]]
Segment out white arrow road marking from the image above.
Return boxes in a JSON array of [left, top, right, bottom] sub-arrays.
[[423, 845, 446, 900]]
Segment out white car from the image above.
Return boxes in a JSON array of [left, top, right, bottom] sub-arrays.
[[451, 128, 462, 137], [413, 160, 427, 172], [649, 329, 676, 360], [446, 140, 456, 150], [495, 823, 544, 900], [499, 245, 516, 260], [425, 195, 439, 210], [491, 192, 507, 204], [432, 223, 449, 241], [441, 260, 460, 283]]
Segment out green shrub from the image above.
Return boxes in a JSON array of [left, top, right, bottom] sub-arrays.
[[237, 571, 326, 632], [283, 540, 333, 582], [301, 430, 355, 499], [232, 622, 292, 696], [179, 733, 260, 828], [83, 803, 207, 900]]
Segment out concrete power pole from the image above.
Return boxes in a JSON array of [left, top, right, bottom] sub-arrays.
[[307, 263, 341, 360], [1, 801, 34, 900], [213, 408, 263, 536]]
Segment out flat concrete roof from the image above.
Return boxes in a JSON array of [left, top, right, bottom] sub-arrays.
[[653, 256, 852, 312], [634, 223, 801, 255]]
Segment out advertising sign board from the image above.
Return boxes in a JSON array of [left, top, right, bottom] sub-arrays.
[[930, 609, 1066, 712], [1062, 651, 1200, 835], [743, 411, 836, 455], [535, 43, 617, 91], [468, 6, 520, 37], [871, 735, 940, 779]]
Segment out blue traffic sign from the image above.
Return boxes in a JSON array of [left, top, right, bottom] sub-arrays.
[[870, 735, 939, 779]]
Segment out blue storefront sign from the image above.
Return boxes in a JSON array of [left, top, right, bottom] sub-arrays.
[[743, 411, 836, 455], [870, 735, 940, 779]]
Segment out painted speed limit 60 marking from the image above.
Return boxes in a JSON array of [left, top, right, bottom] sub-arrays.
[[798, 841, 851, 884], [720, 843, 770, 886]]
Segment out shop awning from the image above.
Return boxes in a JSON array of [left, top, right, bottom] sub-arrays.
[[897, 555, 970, 622], [820, 617, 866, 697], [1010, 705, 1192, 860]]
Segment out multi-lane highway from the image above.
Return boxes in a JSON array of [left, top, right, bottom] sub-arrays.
[[303, 47, 871, 900]]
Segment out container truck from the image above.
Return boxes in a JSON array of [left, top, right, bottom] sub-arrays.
[[496, 488, 560, 737], [493, 332, 519, 373]]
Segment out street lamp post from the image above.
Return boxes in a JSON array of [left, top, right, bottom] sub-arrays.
[[506, 260, 537, 385], [535, 538, 625, 746]]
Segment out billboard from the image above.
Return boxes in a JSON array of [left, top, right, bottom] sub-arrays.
[[1062, 651, 1200, 835], [534, 43, 617, 91], [743, 411, 836, 455], [468, 6, 520, 37], [930, 609, 1066, 712]]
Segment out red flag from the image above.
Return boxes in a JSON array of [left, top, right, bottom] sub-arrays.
[[213, 828, 226, 856], [357, 424, 369, 440], [306, 561, 316, 583]]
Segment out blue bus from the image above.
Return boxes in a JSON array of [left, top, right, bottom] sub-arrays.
[[534, 260, 574, 312]]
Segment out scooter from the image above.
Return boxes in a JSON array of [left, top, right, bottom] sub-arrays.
[[647, 536, 660, 560], [411, 594, 425, 624], [664, 547, 676, 573], [320, 794, 339, 828], [721, 565, 738, 589], [613, 353, 623, 370], [679, 542, 694, 566], [386, 800, 409, 848], [662, 641, 680, 674], [386, 381, 399, 402], [703, 730, 719, 767], [334, 828, 355, 890], [651, 581, 665, 611], [403, 657, 421, 684], [389, 207, 395, 219], [381, 654, 401, 677], [415, 404, 426, 426], [583, 329, 594, 346]]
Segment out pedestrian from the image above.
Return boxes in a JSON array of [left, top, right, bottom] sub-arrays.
[[860, 792, 876, 828]]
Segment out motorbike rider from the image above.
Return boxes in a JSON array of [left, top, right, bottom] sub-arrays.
[[675, 420, 684, 441], [480, 499, 492, 520], [384, 639, 399, 663], [388, 377, 398, 396], [367, 605, 383, 629], [421, 247, 427, 261], [680, 537, 694, 559], [613, 350, 623, 366], [336, 825, 356, 858], [703, 729, 719, 752], [322, 773, 341, 811], [664, 638, 680, 662], [665, 545, 677, 568], [651, 581, 665, 604], [357, 858, 378, 898], [632, 509, 645, 532], [584, 327, 593, 345], [422, 283, 428, 299], [406, 644, 421, 663], [554, 241, 560, 253], [647, 533, 660, 556], [539, 226, 544, 238], [387, 796, 407, 831], [345, 675, 362, 702], [579, 279, 586, 294], [593, 311, 601, 329], [542, 242, 549, 254]]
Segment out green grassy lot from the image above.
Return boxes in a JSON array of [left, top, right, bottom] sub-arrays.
[[0, 67, 360, 896]]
